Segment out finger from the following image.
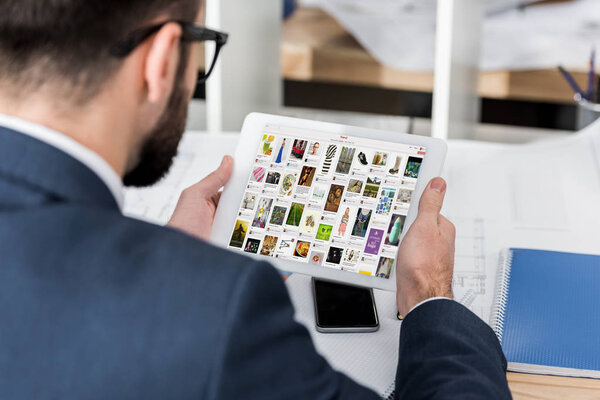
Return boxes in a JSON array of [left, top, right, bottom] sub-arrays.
[[196, 156, 233, 196], [417, 177, 447, 224]]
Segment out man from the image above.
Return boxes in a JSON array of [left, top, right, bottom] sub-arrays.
[[0, 0, 511, 398]]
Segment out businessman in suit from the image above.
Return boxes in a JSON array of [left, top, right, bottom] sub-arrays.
[[0, 0, 511, 399]]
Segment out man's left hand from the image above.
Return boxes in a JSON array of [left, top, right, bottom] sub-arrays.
[[168, 156, 233, 240]]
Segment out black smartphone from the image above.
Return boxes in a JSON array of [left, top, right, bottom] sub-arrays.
[[312, 277, 379, 333]]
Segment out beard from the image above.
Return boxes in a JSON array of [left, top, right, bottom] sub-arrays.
[[123, 49, 191, 188]]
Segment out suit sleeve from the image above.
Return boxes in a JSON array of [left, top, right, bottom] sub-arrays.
[[395, 300, 512, 400], [210, 261, 381, 400]]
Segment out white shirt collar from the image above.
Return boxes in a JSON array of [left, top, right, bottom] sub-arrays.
[[0, 113, 124, 210]]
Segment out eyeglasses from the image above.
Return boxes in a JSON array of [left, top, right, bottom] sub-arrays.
[[110, 21, 229, 82]]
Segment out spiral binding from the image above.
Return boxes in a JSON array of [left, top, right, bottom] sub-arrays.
[[489, 249, 513, 345]]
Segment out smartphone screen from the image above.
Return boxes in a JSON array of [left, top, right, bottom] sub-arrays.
[[312, 278, 379, 332]]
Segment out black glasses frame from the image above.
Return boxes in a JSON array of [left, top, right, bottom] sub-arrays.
[[110, 21, 229, 82]]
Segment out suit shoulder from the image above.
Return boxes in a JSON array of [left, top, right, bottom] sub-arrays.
[[59, 206, 267, 287], [117, 213, 262, 276]]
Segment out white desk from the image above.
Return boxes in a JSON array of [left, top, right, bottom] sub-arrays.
[[124, 123, 600, 398]]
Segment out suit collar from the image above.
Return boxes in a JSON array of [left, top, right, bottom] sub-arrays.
[[0, 114, 124, 208], [0, 126, 120, 210]]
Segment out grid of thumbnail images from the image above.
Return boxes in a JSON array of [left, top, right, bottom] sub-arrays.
[[228, 130, 425, 279]]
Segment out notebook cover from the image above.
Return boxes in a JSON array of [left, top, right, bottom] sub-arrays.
[[498, 249, 600, 372]]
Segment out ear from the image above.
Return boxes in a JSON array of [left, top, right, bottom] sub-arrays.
[[144, 22, 183, 104]]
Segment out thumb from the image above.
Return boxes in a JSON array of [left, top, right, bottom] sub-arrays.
[[196, 156, 233, 195], [417, 177, 447, 223]]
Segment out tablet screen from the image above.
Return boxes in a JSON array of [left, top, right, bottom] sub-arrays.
[[227, 125, 426, 279]]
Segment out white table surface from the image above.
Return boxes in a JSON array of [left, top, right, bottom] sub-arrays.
[[123, 125, 600, 395]]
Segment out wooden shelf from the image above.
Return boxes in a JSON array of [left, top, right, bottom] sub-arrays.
[[281, 8, 590, 104]]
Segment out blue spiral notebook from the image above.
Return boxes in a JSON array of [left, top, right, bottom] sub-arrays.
[[491, 248, 600, 379]]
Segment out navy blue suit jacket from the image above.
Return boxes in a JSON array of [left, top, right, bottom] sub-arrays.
[[0, 127, 511, 399]]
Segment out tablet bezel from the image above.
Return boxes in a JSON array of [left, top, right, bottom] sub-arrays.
[[211, 113, 447, 291]]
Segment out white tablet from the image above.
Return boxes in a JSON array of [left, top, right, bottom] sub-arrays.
[[211, 113, 447, 291]]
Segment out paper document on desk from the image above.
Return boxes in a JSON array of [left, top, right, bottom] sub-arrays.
[[443, 119, 600, 325], [316, 0, 600, 71], [285, 274, 400, 398], [123, 133, 239, 224]]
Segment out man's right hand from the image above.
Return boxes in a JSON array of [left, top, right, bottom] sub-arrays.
[[396, 177, 455, 317]]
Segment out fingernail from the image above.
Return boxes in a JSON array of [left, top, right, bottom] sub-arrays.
[[430, 178, 446, 193]]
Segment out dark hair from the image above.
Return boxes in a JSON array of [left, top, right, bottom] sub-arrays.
[[0, 0, 200, 101]]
